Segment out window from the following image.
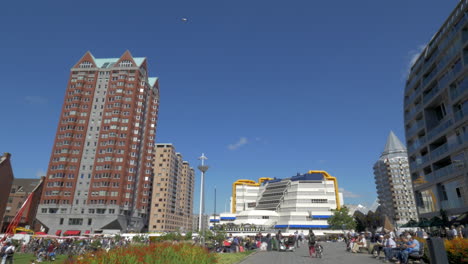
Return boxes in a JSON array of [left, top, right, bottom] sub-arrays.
[[69, 218, 83, 225], [60, 218, 64, 225]]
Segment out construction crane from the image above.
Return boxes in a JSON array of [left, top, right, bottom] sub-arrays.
[[1, 178, 44, 242]]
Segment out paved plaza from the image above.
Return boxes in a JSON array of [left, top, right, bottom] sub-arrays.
[[240, 242, 381, 264]]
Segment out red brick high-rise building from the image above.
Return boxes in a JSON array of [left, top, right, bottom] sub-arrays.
[[36, 51, 159, 235]]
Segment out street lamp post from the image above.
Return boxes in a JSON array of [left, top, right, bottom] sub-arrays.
[[198, 153, 209, 246]]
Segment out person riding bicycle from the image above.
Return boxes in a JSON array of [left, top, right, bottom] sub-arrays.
[[308, 229, 317, 258]]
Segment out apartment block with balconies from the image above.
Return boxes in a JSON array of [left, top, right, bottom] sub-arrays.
[[374, 132, 418, 226], [149, 144, 195, 233], [36, 51, 160, 235], [404, 0, 468, 219]]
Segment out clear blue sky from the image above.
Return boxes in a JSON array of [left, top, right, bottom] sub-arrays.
[[0, 0, 459, 213]]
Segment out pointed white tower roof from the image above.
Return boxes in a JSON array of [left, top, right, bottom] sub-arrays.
[[381, 131, 407, 158]]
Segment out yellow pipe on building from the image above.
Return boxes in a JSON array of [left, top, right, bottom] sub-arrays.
[[308, 170, 341, 210], [231, 178, 273, 213]]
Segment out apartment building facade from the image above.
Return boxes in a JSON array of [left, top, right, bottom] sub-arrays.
[[405, 0, 468, 219], [149, 144, 195, 233], [373, 132, 418, 226], [36, 51, 160, 235], [0, 153, 14, 230]]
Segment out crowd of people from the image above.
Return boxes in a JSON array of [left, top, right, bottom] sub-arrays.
[[1, 235, 136, 263], [219, 229, 322, 258], [345, 225, 468, 264]]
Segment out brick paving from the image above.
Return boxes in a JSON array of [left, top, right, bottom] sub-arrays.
[[239, 241, 381, 264]]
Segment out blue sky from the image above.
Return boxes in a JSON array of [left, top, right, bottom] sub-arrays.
[[0, 0, 458, 213]]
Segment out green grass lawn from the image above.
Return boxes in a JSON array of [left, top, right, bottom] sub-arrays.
[[217, 251, 254, 264], [14, 253, 67, 264]]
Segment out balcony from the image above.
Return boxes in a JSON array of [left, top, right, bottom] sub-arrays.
[[425, 164, 454, 183], [422, 69, 439, 89], [405, 78, 420, 96], [427, 118, 453, 141], [404, 88, 422, 108], [423, 50, 440, 74], [451, 78, 468, 99], [440, 198, 465, 210], [430, 143, 449, 160], [408, 136, 427, 153], [423, 84, 441, 104], [454, 110, 465, 122], [421, 154, 432, 164], [407, 120, 425, 138], [405, 104, 423, 122]]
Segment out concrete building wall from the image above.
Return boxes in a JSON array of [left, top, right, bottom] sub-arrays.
[[0, 153, 14, 231], [235, 185, 259, 213], [404, 0, 468, 219]]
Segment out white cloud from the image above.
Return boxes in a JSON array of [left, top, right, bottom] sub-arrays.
[[404, 44, 426, 78], [25, 95, 48, 105], [228, 137, 248, 150], [339, 187, 361, 198], [317, 160, 327, 164], [36, 169, 46, 178]]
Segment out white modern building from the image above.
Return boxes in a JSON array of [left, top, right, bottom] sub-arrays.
[[226, 171, 342, 231], [233, 183, 260, 213]]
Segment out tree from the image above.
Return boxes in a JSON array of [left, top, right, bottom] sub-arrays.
[[328, 206, 356, 230], [353, 210, 367, 232], [440, 209, 450, 228]]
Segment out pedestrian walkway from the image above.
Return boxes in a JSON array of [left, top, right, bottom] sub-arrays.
[[240, 242, 380, 264]]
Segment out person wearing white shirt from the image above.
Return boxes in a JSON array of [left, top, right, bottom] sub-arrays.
[[351, 234, 367, 253], [1, 242, 15, 264], [383, 235, 397, 263], [451, 226, 458, 239]]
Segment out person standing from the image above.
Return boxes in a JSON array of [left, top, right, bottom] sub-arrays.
[[2, 242, 15, 264], [294, 231, 300, 248], [308, 230, 316, 258], [300, 231, 305, 245], [266, 234, 272, 251], [276, 230, 282, 251], [451, 225, 458, 239], [461, 225, 468, 238]]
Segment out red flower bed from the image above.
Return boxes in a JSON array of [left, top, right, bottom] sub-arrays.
[[71, 243, 218, 264]]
